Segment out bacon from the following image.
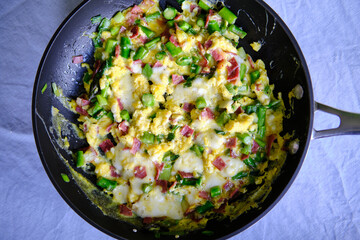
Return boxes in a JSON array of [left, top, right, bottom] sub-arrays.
[[235, 106, 243, 115], [266, 134, 277, 156], [118, 121, 129, 134], [83, 123, 88, 133], [117, 98, 124, 110], [255, 83, 261, 91], [226, 138, 237, 149], [106, 123, 114, 132], [92, 60, 101, 78], [130, 25, 139, 38], [169, 181, 177, 191], [205, 13, 210, 28], [213, 203, 226, 213], [180, 125, 194, 137], [197, 41, 205, 56], [153, 61, 163, 68], [247, 55, 255, 69], [223, 180, 234, 191], [230, 149, 239, 158], [76, 97, 90, 107], [204, 39, 213, 49], [190, 4, 200, 12], [153, 162, 164, 180], [99, 139, 114, 153], [131, 5, 143, 14], [183, 102, 195, 112], [130, 138, 141, 155], [251, 140, 260, 153], [229, 188, 239, 199], [169, 35, 180, 47], [134, 166, 147, 179], [72, 55, 83, 64], [76, 106, 89, 116], [241, 154, 249, 160], [110, 166, 121, 178], [114, 45, 120, 58], [198, 57, 208, 68], [200, 107, 215, 119], [156, 180, 168, 193], [178, 171, 194, 178], [212, 157, 226, 170], [174, 14, 182, 20], [143, 217, 153, 224], [139, 35, 148, 44], [227, 57, 239, 83], [199, 191, 210, 200], [119, 204, 133, 216], [172, 74, 185, 85], [211, 49, 225, 61], [120, 26, 126, 33]]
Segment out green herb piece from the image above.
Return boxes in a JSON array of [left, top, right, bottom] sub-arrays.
[[207, 20, 220, 34], [240, 63, 247, 81], [195, 96, 207, 109], [91, 15, 102, 24], [228, 24, 247, 39], [96, 94, 108, 107], [232, 171, 248, 180], [145, 11, 161, 22], [267, 100, 281, 110], [196, 201, 214, 214], [214, 129, 226, 135], [178, 20, 191, 32], [98, 18, 111, 31], [158, 163, 172, 180], [236, 133, 252, 145], [142, 183, 153, 193], [184, 76, 195, 87], [240, 144, 252, 155], [105, 39, 117, 54], [250, 70, 260, 84], [96, 177, 117, 191], [165, 41, 182, 57], [41, 83, 47, 94], [190, 144, 204, 157], [163, 7, 177, 20], [197, 18, 205, 27], [142, 93, 155, 107], [218, 6, 237, 24], [145, 37, 161, 49], [76, 150, 85, 167], [254, 137, 266, 148], [110, 26, 120, 36], [142, 64, 153, 79], [120, 109, 130, 121], [190, 64, 201, 74], [210, 186, 221, 198], [244, 158, 256, 169], [133, 46, 149, 60], [155, 51, 166, 60], [113, 11, 124, 23], [216, 112, 230, 126], [198, 0, 211, 11], [176, 56, 192, 66], [141, 132, 155, 144], [61, 173, 70, 183], [120, 37, 131, 59]]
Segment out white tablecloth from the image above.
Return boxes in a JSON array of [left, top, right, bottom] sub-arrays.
[[1, 0, 359, 239]]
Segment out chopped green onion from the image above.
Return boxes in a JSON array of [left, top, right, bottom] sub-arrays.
[[105, 39, 117, 54], [167, 20, 175, 27], [157, 134, 165, 143], [176, 56, 192, 66], [232, 171, 248, 180], [163, 7, 177, 20], [197, 18, 205, 27], [240, 144, 252, 155], [110, 26, 120, 36], [244, 158, 256, 169], [51, 82, 60, 97], [61, 173, 70, 183], [218, 7, 237, 24], [190, 64, 201, 74], [236, 133, 252, 145], [76, 151, 85, 167], [98, 18, 111, 31], [158, 163, 172, 180], [106, 111, 114, 121], [133, 46, 149, 60], [120, 109, 130, 121], [210, 186, 221, 198], [257, 106, 266, 138], [240, 63, 247, 81], [255, 137, 266, 148], [96, 94, 108, 107], [198, 0, 211, 11], [207, 20, 220, 34], [214, 129, 226, 135], [163, 151, 179, 163], [225, 83, 236, 95], [113, 11, 124, 23], [120, 37, 131, 59], [141, 93, 155, 107], [228, 24, 247, 39], [267, 100, 281, 109], [141, 132, 155, 144], [142, 183, 153, 193], [142, 64, 153, 79], [202, 231, 214, 236], [144, 37, 161, 49], [190, 144, 204, 157], [167, 132, 175, 141], [250, 70, 260, 84], [216, 112, 230, 126], [41, 83, 47, 94], [88, 102, 102, 117], [91, 15, 102, 24], [145, 11, 161, 22], [83, 72, 91, 84], [140, 25, 155, 38], [178, 20, 191, 32], [196, 201, 214, 214], [238, 47, 246, 59], [195, 96, 207, 109], [155, 51, 166, 60], [165, 42, 182, 57], [96, 177, 117, 191], [188, 28, 197, 35], [181, 178, 201, 186]]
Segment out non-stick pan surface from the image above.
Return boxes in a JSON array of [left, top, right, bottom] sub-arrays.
[[32, 0, 313, 239]]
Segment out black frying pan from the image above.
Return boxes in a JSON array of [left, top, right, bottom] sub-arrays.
[[32, 0, 360, 239]]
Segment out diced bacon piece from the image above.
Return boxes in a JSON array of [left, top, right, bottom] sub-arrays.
[[131, 5, 143, 14], [266, 134, 277, 156], [213, 203, 226, 213], [198, 57, 208, 67], [251, 140, 260, 153], [211, 49, 225, 61], [90, 146, 98, 156], [230, 149, 239, 158], [235, 106, 243, 115], [178, 171, 194, 178], [172, 74, 185, 85], [241, 154, 249, 160], [76, 106, 89, 116], [200, 107, 215, 119], [143, 217, 153, 224], [204, 39, 213, 49], [92, 60, 101, 78], [169, 35, 180, 47], [120, 26, 126, 33], [156, 180, 168, 193], [153, 162, 164, 180], [76, 97, 90, 107], [212, 157, 226, 171], [255, 83, 261, 91], [130, 25, 139, 38], [106, 123, 114, 132], [180, 125, 194, 137], [83, 123, 88, 133], [199, 191, 210, 200], [190, 4, 200, 12], [229, 188, 239, 199], [247, 55, 255, 69], [119, 204, 133, 216], [99, 139, 114, 153], [223, 180, 234, 191], [126, 14, 137, 25], [134, 166, 147, 179], [174, 14, 182, 20], [117, 98, 124, 110], [72, 55, 83, 64], [115, 45, 120, 57], [183, 102, 195, 112], [197, 41, 205, 55], [205, 13, 210, 28], [110, 166, 121, 178], [130, 138, 141, 155], [169, 181, 177, 191], [118, 121, 129, 134], [153, 61, 163, 68], [227, 57, 240, 83], [226, 138, 237, 149], [160, 28, 171, 39]]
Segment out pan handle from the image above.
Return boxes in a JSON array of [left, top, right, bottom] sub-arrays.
[[313, 102, 360, 139]]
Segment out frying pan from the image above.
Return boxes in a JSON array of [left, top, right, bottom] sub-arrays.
[[32, 0, 360, 239]]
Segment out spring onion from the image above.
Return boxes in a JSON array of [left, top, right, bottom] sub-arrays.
[[142, 183, 153, 193], [113, 11, 124, 23], [198, 0, 211, 11], [240, 63, 247, 81], [178, 20, 191, 32], [196, 201, 214, 214], [207, 20, 220, 34], [141, 132, 155, 144], [250, 70, 260, 83], [255, 137, 266, 148], [145, 11, 161, 22], [218, 7, 237, 24], [197, 18, 205, 27], [163, 7, 177, 20], [190, 144, 204, 157], [236, 133, 252, 145], [91, 15, 102, 24], [120, 109, 130, 121], [110, 26, 120, 36], [76, 150, 85, 167], [195, 96, 207, 109], [144, 37, 161, 49], [120, 37, 131, 59], [190, 64, 201, 74], [210, 186, 221, 198], [61, 173, 70, 183], [176, 56, 192, 66], [243, 158, 256, 169], [158, 163, 172, 180], [240, 144, 251, 155], [133, 46, 149, 60], [139, 25, 155, 38], [238, 47, 246, 59], [96, 177, 117, 191], [165, 42, 182, 57], [105, 39, 117, 54], [142, 64, 153, 79], [257, 106, 266, 138], [41, 83, 47, 94], [216, 112, 230, 126], [228, 24, 247, 39], [141, 93, 155, 107], [232, 171, 248, 180], [155, 51, 166, 60], [96, 94, 108, 107]]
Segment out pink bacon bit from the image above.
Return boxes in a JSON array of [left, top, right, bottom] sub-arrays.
[[117, 98, 124, 110], [153, 61, 163, 68], [223, 180, 234, 191], [131, 5, 143, 14], [130, 25, 139, 38], [178, 171, 194, 179], [211, 49, 225, 62], [92, 60, 101, 79], [247, 55, 255, 69], [76, 97, 90, 107], [115, 45, 120, 58], [106, 123, 114, 132], [153, 161, 164, 180], [99, 139, 114, 153], [143, 217, 153, 224], [134, 166, 147, 179], [72, 55, 83, 64], [226, 137, 237, 149], [130, 138, 141, 155], [235, 106, 243, 115], [197, 41, 205, 56], [266, 134, 277, 156], [212, 157, 226, 171], [169, 35, 180, 47], [119, 204, 133, 216], [251, 140, 260, 153], [229, 188, 239, 199], [227, 57, 240, 83], [183, 102, 195, 112], [156, 180, 168, 193], [204, 39, 213, 49], [172, 74, 185, 85], [110, 166, 121, 178], [180, 125, 194, 137], [198, 57, 208, 68], [230, 149, 239, 158], [76, 106, 89, 116], [190, 4, 199, 12], [241, 154, 249, 160], [200, 107, 215, 119], [118, 121, 129, 135], [199, 191, 210, 200], [120, 26, 126, 33]]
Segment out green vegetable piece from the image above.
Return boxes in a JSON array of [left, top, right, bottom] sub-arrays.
[[41, 83, 47, 94], [210, 186, 221, 198], [76, 151, 85, 167], [196, 201, 214, 214], [88, 102, 102, 117], [190, 64, 201, 74], [238, 47, 246, 59], [140, 25, 155, 38], [110, 26, 120, 36], [197, 18, 205, 27], [157, 134, 165, 143], [257, 106, 266, 137], [120, 109, 130, 121], [198, 0, 211, 11], [96, 177, 117, 191], [216, 112, 230, 126], [158, 163, 172, 180], [232, 171, 248, 180], [176, 56, 192, 66], [163, 7, 177, 20], [167, 132, 175, 141], [145, 37, 161, 49], [202, 231, 214, 236], [250, 70, 260, 84], [240, 144, 252, 155], [244, 158, 256, 169], [155, 51, 166, 60], [225, 83, 236, 95], [258, 126, 266, 138], [184, 76, 195, 88], [91, 15, 102, 24], [145, 11, 161, 22], [267, 100, 281, 109], [214, 129, 226, 135], [51, 82, 60, 97], [207, 20, 220, 34], [255, 137, 266, 148], [167, 20, 175, 27], [98, 18, 110, 31], [181, 178, 200, 186], [142, 183, 153, 193], [120, 37, 131, 59], [218, 7, 237, 24], [188, 28, 197, 35], [142, 64, 153, 79], [141, 132, 155, 144], [141, 93, 155, 107], [113, 11, 124, 23], [228, 24, 247, 39], [96, 94, 108, 107], [83, 72, 91, 84], [190, 144, 204, 157], [165, 42, 182, 57], [163, 151, 179, 163], [240, 63, 247, 81], [236, 133, 252, 145], [105, 39, 117, 54], [106, 111, 114, 121], [61, 173, 70, 183], [195, 96, 207, 109], [133, 46, 149, 60], [178, 20, 191, 32]]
